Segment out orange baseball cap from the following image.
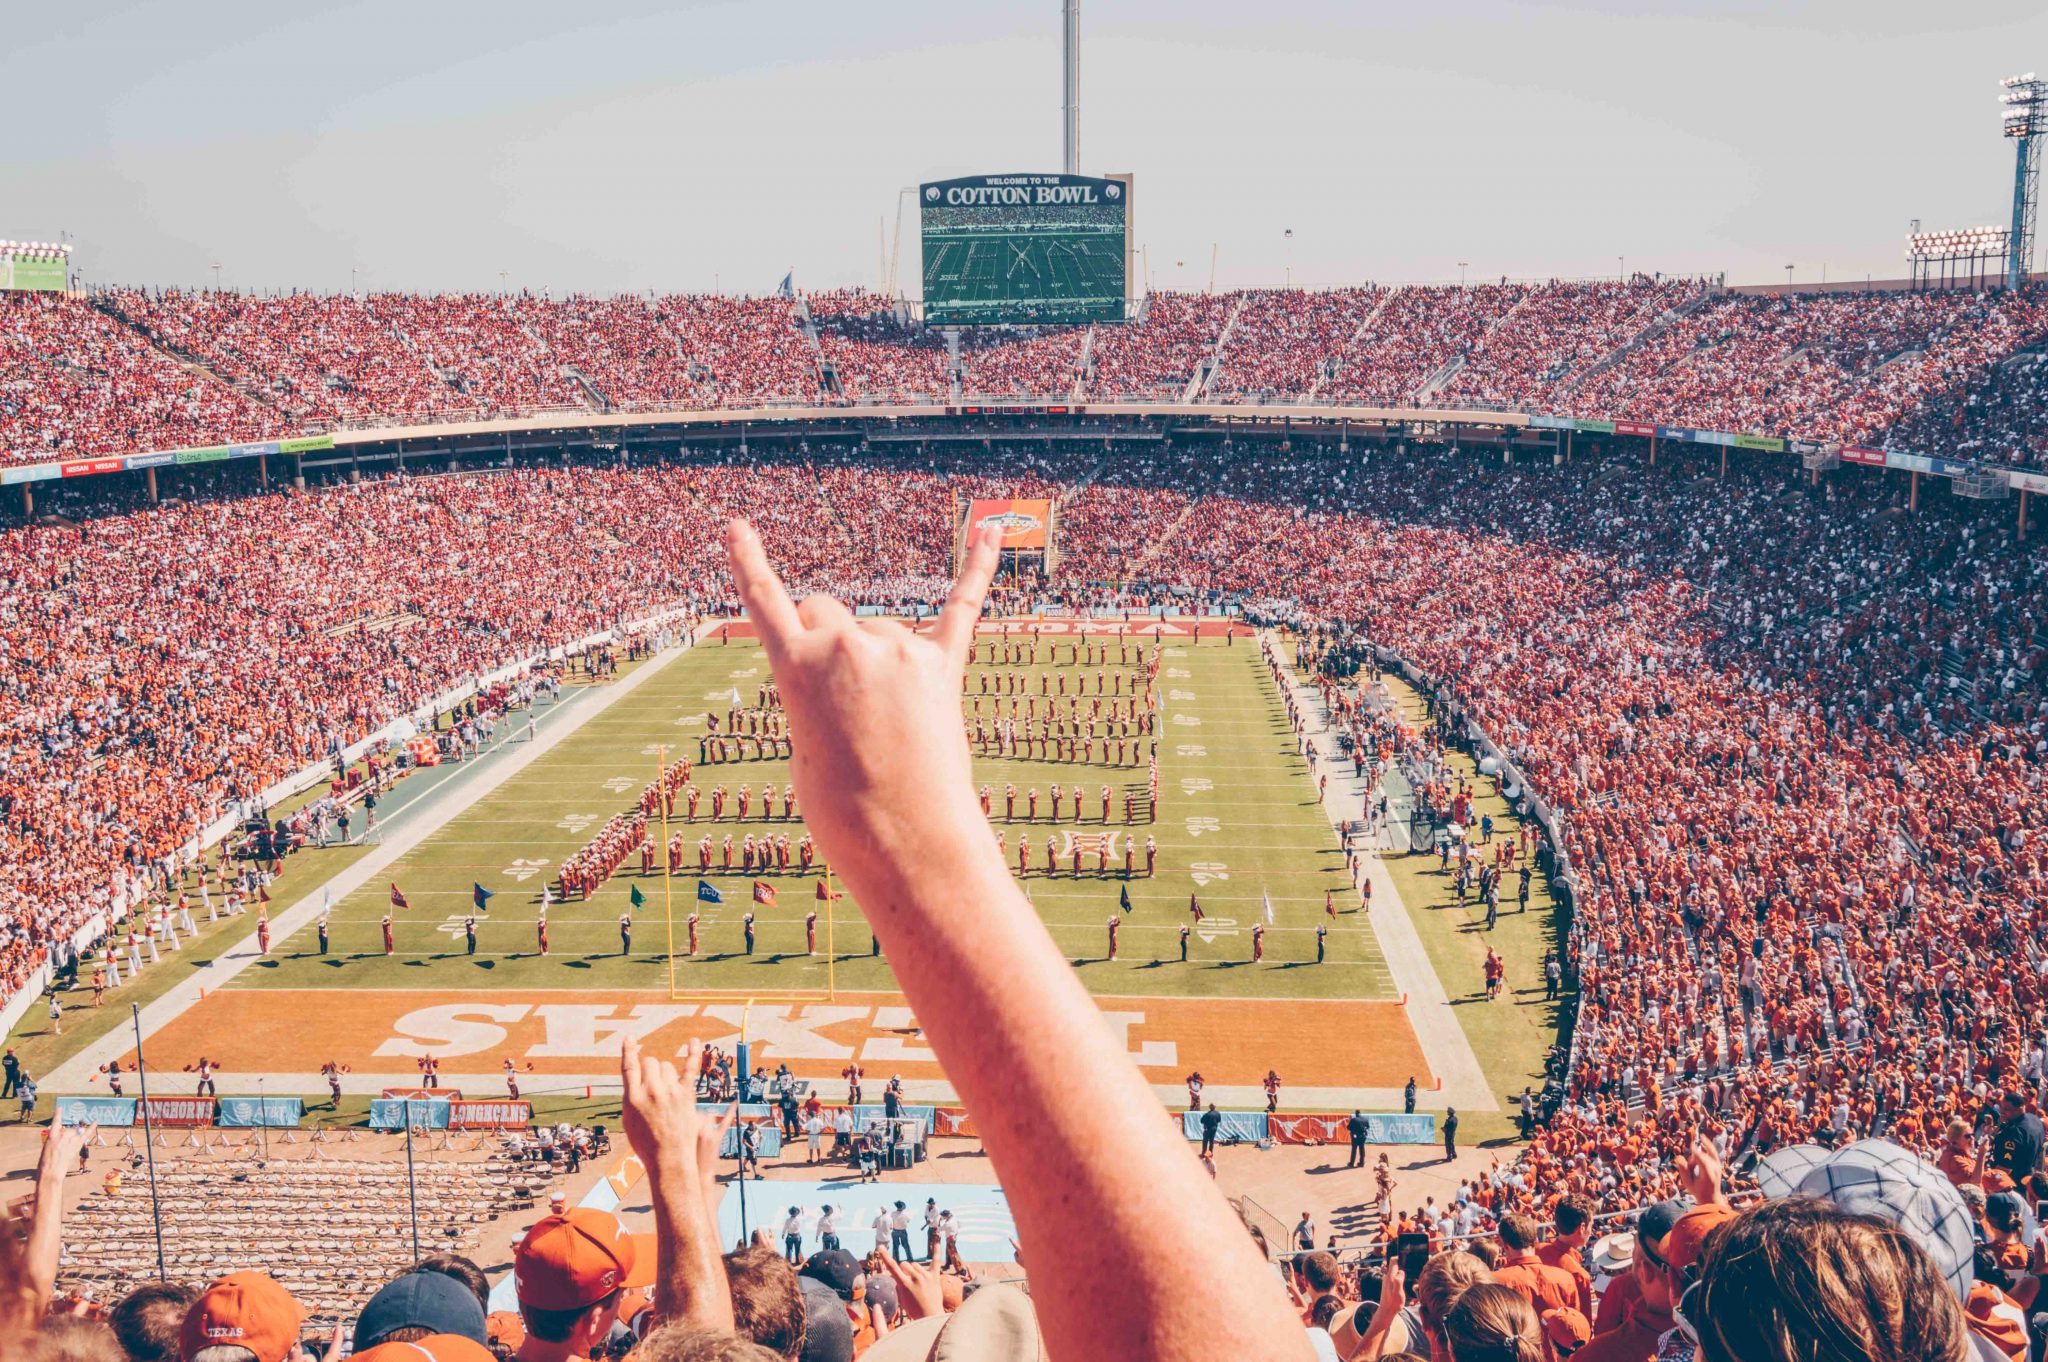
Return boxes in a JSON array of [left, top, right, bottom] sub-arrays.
[[512, 1208, 637, 1311], [353, 1336, 497, 1362], [1542, 1306, 1593, 1351], [180, 1272, 307, 1362], [1662, 1203, 1738, 1274]]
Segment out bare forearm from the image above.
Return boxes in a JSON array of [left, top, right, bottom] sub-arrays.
[[849, 822, 1312, 1362], [650, 1171, 733, 1331]]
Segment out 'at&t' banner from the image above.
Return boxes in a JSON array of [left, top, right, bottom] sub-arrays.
[[1181, 1110, 1439, 1145], [967, 499, 1052, 550], [217, 1097, 305, 1128]]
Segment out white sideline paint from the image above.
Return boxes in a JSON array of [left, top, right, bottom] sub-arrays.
[[1265, 633, 1497, 1113], [45, 629, 708, 1094]]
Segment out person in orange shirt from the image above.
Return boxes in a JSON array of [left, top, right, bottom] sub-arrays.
[[1535, 1194, 1597, 1318], [1492, 1213, 1580, 1339]]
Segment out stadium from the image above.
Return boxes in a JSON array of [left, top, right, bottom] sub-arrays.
[[2, 7, 2047, 1362]]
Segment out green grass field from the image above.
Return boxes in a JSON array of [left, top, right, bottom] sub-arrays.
[[234, 634, 1390, 999]]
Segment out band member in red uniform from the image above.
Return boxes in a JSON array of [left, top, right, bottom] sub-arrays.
[[979, 785, 992, 816], [806, 911, 818, 955], [1050, 785, 1063, 821], [739, 784, 752, 820], [382, 913, 395, 955], [722, 835, 734, 870], [1106, 915, 1120, 960], [1027, 787, 1039, 820], [1005, 784, 1017, 820], [1251, 923, 1264, 961], [641, 837, 655, 876], [699, 836, 713, 871], [1124, 841, 1135, 875], [687, 910, 700, 956], [1100, 785, 1112, 822], [799, 834, 814, 870], [256, 913, 271, 955], [712, 785, 727, 819], [1071, 842, 1083, 876], [1146, 836, 1158, 876], [1019, 836, 1031, 876], [687, 785, 701, 821], [537, 913, 550, 957]]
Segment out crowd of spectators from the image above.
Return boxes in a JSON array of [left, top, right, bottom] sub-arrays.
[[8, 283, 2048, 466], [1883, 349, 2048, 470]]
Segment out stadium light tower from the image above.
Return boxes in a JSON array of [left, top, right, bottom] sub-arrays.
[[2000, 73, 2045, 290], [1063, 0, 1081, 174]]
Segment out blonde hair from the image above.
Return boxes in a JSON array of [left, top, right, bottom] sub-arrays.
[[1442, 1283, 1542, 1362], [1414, 1251, 1493, 1341], [1693, 1199, 1969, 1362]]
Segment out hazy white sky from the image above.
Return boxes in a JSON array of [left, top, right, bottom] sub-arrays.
[[4, 1, 2044, 296]]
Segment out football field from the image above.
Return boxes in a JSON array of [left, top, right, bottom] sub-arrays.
[[42, 622, 1497, 1112]]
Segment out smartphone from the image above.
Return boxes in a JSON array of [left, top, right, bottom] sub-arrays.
[[1397, 1231, 1430, 1280]]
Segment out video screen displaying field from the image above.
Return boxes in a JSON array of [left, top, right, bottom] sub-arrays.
[[920, 173, 1127, 326]]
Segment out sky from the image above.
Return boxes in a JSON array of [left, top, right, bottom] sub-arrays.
[[3, 1, 2044, 297]]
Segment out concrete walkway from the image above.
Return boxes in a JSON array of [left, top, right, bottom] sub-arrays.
[[1266, 638, 1497, 1113]]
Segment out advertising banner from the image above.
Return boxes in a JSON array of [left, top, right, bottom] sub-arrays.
[[61, 458, 124, 477], [55, 1096, 138, 1127], [966, 498, 1052, 550], [1613, 422, 1656, 437], [124, 452, 177, 470], [370, 1097, 451, 1130], [1654, 426, 1697, 442], [1, 463, 62, 485], [279, 435, 336, 455], [450, 1100, 533, 1130], [1841, 446, 1888, 467], [173, 446, 233, 466], [1571, 419, 1616, 435], [143, 1096, 216, 1127], [1180, 1110, 1269, 1144], [216, 1097, 305, 1128], [1265, 1111, 1439, 1145], [1734, 434, 1785, 452]]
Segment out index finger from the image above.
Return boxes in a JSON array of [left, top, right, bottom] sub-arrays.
[[932, 522, 1002, 665], [621, 1036, 646, 1106], [725, 520, 804, 661]]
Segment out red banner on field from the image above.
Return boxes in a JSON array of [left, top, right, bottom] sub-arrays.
[[143, 1097, 215, 1127], [967, 499, 1052, 550], [450, 1100, 532, 1130], [931, 1106, 977, 1138]]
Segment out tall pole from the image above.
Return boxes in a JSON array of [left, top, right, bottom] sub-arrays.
[[1063, 0, 1081, 175], [129, 1004, 169, 1282], [2003, 75, 2044, 291], [404, 1099, 422, 1264]]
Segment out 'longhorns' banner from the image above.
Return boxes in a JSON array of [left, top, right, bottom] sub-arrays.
[[450, 1100, 532, 1130], [967, 499, 1051, 551]]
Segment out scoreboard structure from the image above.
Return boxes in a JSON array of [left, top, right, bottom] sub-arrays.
[[919, 173, 1130, 327]]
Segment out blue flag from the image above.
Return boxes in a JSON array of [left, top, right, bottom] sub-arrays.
[[696, 880, 724, 905], [472, 883, 494, 911], [775, 270, 794, 298]]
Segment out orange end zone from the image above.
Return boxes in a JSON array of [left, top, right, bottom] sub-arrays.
[[127, 988, 1428, 1093]]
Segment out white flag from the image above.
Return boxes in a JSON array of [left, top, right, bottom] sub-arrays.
[[542, 883, 553, 907], [729, 686, 744, 706], [1261, 888, 1275, 926]]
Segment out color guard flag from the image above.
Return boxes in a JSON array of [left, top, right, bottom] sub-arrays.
[[815, 879, 841, 902], [629, 884, 647, 913], [1189, 893, 1203, 922], [473, 883, 495, 911], [752, 881, 777, 907], [1262, 888, 1276, 926], [1119, 884, 1133, 913], [389, 884, 409, 910], [1325, 889, 1336, 919], [696, 880, 724, 905], [541, 883, 553, 908]]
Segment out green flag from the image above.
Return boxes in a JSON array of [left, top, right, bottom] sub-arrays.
[[629, 884, 647, 912]]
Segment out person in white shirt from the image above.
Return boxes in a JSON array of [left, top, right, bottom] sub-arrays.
[[872, 1207, 892, 1253], [833, 1107, 854, 1156], [805, 1112, 825, 1162], [937, 1210, 958, 1264], [817, 1204, 841, 1252], [781, 1207, 805, 1264], [889, 1201, 913, 1260]]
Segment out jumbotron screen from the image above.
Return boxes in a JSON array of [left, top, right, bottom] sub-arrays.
[[919, 173, 1128, 326]]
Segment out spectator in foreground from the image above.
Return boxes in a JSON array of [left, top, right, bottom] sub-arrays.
[[726, 517, 1315, 1362], [110, 1282, 199, 1362]]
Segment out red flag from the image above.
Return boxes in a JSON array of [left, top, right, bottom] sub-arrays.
[[815, 879, 843, 901], [1189, 893, 1203, 922], [752, 881, 777, 906], [1325, 890, 1336, 919], [389, 884, 409, 910]]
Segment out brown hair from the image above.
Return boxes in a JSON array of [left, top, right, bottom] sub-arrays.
[[626, 1322, 780, 1362], [1554, 1195, 1596, 1236], [1442, 1283, 1543, 1362], [1693, 1199, 1970, 1362], [1497, 1215, 1540, 1252], [417, 1252, 492, 1313], [722, 1246, 807, 1362], [1296, 1251, 1342, 1295], [1415, 1251, 1493, 1341], [109, 1282, 197, 1362]]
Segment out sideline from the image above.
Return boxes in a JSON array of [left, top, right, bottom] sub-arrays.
[[43, 633, 704, 1094], [1266, 635, 1498, 1113]]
